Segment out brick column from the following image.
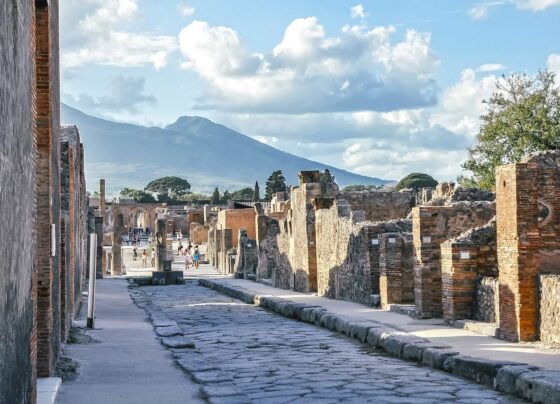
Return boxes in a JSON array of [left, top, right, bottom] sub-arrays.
[[496, 163, 540, 341], [379, 233, 404, 308]]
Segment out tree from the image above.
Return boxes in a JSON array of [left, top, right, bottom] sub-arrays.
[[265, 170, 287, 200], [120, 188, 156, 203], [320, 169, 335, 183], [145, 176, 191, 197], [463, 70, 560, 190], [252, 181, 260, 202], [395, 173, 438, 191], [221, 190, 231, 204], [230, 187, 254, 200], [342, 184, 384, 192], [210, 187, 221, 205]]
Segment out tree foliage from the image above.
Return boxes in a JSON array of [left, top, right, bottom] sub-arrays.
[[463, 70, 560, 190], [342, 184, 384, 192], [265, 170, 287, 200], [144, 176, 191, 197], [120, 187, 156, 203], [320, 169, 335, 183], [230, 187, 254, 200], [395, 173, 438, 191]]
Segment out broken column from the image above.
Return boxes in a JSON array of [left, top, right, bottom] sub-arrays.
[[99, 179, 105, 218], [95, 217, 103, 278]]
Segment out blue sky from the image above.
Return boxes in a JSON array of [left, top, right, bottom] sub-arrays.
[[60, 0, 560, 182]]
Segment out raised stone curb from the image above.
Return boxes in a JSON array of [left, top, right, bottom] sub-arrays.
[[199, 278, 560, 403]]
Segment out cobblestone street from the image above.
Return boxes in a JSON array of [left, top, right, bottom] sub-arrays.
[[131, 280, 523, 404]]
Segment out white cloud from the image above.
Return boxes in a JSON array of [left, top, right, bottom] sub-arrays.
[[469, 4, 491, 19], [476, 63, 507, 72], [60, 0, 178, 70], [515, 0, 560, 11], [178, 18, 439, 113], [548, 53, 560, 74], [65, 76, 156, 116], [178, 3, 196, 17], [350, 4, 367, 19], [432, 69, 500, 137]]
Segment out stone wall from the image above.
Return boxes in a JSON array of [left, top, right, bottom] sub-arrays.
[[0, 1, 37, 401], [190, 222, 209, 245], [234, 230, 258, 280], [217, 208, 256, 247], [474, 277, 499, 323], [539, 275, 560, 344], [441, 219, 497, 323], [413, 202, 496, 318], [341, 191, 414, 221]]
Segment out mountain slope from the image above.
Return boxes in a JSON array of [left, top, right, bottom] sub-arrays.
[[61, 104, 389, 194]]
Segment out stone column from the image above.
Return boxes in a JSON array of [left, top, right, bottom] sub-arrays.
[[111, 230, 122, 276], [99, 179, 105, 218], [203, 204, 210, 225], [155, 219, 166, 271], [95, 217, 103, 278]]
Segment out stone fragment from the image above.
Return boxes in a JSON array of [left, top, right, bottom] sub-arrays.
[[495, 364, 538, 395], [176, 357, 218, 373], [515, 369, 560, 404]]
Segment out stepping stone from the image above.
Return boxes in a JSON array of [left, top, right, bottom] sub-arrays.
[[192, 370, 233, 384], [155, 325, 182, 337], [161, 336, 196, 349], [152, 317, 176, 327]]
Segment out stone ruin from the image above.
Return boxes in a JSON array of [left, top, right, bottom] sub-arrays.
[[207, 153, 560, 344]]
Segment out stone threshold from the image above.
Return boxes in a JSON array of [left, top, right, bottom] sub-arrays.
[[37, 377, 62, 404], [199, 278, 560, 404], [452, 319, 499, 337]]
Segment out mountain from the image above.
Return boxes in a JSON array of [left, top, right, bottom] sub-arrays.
[[60, 104, 389, 195]]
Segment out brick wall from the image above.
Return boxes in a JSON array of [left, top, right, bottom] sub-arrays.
[[412, 202, 496, 319], [379, 233, 414, 308], [190, 223, 209, 245], [441, 219, 497, 323]]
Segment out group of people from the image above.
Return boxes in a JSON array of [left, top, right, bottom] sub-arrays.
[[178, 242, 201, 270], [132, 247, 156, 268]]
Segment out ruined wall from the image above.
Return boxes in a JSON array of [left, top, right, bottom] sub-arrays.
[[475, 277, 499, 323], [0, 1, 36, 401], [413, 202, 496, 318], [539, 275, 560, 344], [217, 208, 257, 247], [379, 232, 414, 308], [190, 223, 209, 245], [341, 191, 414, 221], [441, 219, 497, 323], [315, 197, 413, 305], [234, 230, 258, 279], [315, 200, 372, 304]]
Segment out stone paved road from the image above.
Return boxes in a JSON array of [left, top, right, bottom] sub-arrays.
[[132, 281, 525, 404]]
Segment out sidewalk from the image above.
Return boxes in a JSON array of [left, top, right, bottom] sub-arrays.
[[56, 278, 203, 404], [196, 264, 560, 403]]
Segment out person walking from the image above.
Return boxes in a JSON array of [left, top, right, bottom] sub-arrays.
[[142, 249, 147, 268], [192, 246, 200, 269], [184, 248, 192, 270], [151, 249, 156, 268], [133, 247, 138, 261]]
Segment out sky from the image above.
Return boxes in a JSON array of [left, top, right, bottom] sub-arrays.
[[60, 0, 560, 182]]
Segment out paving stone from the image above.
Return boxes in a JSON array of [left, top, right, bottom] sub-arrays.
[[133, 281, 522, 403]]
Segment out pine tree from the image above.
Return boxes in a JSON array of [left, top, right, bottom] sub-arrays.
[[265, 170, 287, 200], [210, 187, 221, 205], [252, 181, 260, 202]]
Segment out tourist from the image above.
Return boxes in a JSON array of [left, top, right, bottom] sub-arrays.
[[184, 248, 192, 270], [150, 249, 156, 268], [177, 243, 183, 256], [141, 249, 147, 268], [133, 247, 138, 261], [193, 246, 200, 269]]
